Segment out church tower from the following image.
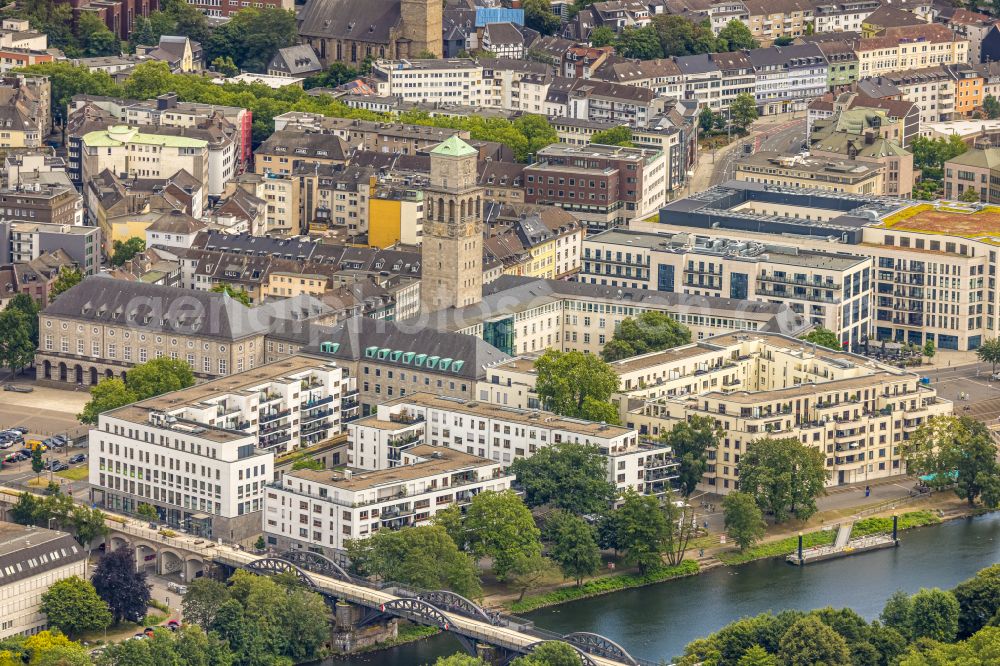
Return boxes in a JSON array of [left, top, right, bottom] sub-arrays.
[[420, 136, 483, 313], [400, 0, 443, 58]]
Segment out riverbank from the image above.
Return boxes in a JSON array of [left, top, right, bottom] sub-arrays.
[[327, 623, 441, 660], [494, 493, 975, 614]]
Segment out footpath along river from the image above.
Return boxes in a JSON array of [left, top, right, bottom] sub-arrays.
[[323, 512, 1000, 664]]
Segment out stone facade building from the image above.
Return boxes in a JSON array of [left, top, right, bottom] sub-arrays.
[[297, 0, 442, 67], [36, 277, 269, 387], [420, 136, 484, 312]]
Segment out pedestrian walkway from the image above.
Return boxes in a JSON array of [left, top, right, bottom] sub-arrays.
[[833, 522, 853, 549]]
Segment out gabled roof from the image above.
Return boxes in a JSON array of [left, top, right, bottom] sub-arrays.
[[269, 45, 322, 75], [297, 0, 402, 42], [45, 276, 270, 340], [147, 209, 206, 235]]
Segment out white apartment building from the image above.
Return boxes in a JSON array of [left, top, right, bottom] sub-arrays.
[[80, 126, 209, 192], [351, 393, 679, 498], [372, 58, 485, 107], [87, 356, 346, 539], [480, 331, 952, 493], [580, 229, 874, 348], [860, 67, 957, 124], [264, 444, 514, 558], [0, 523, 87, 639]]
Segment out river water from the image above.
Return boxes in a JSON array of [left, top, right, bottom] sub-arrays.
[[322, 513, 1000, 665]]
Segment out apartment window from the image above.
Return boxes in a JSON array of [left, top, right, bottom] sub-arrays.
[[219, 359, 227, 375], [139, 348, 147, 362], [204, 357, 211, 373]]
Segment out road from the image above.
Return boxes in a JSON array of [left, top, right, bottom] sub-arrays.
[[918, 361, 1000, 423], [706, 117, 808, 188]]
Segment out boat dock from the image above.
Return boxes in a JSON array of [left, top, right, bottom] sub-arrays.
[[787, 520, 900, 565]]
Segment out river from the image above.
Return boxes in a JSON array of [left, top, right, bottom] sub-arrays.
[[321, 513, 1000, 665]]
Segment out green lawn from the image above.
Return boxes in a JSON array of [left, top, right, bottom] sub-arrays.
[[56, 466, 89, 481]]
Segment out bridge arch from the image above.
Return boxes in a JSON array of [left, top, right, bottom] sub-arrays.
[[160, 549, 184, 576], [135, 544, 157, 572], [244, 557, 319, 589], [416, 590, 495, 625], [109, 535, 129, 552], [561, 632, 639, 666], [379, 598, 453, 630], [278, 550, 352, 582], [184, 556, 205, 581]]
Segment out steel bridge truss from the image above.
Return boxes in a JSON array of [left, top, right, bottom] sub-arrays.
[[242, 555, 641, 666]]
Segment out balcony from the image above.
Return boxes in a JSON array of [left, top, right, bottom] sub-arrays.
[[757, 287, 839, 304], [759, 274, 840, 289], [301, 395, 334, 410], [260, 420, 291, 435], [260, 408, 291, 424], [301, 420, 331, 436], [259, 433, 292, 448], [259, 391, 282, 404], [302, 408, 333, 424]]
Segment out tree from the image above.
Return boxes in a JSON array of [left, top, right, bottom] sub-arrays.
[[40, 576, 111, 638], [464, 490, 541, 579], [78, 378, 136, 425], [507, 552, 560, 602], [661, 491, 696, 566], [125, 357, 195, 400], [182, 578, 231, 629], [738, 437, 829, 522], [615, 489, 668, 574], [545, 511, 601, 586], [70, 505, 108, 553], [800, 327, 842, 351], [17, 631, 90, 666], [985, 95, 1000, 120], [976, 338, 1000, 373], [6, 293, 40, 347], [135, 503, 158, 522], [31, 445, 43, 481], [110, 237, 145, 267], [600, 311, 692, 361], [953, 564, 1000, 638], [211, 56, 239, 77], [204, 7, 297, 72], [923, 339, 936, 359], [509, 442, 615, 514], [659, 415, 720, 496], [513, 114, 559, 158], [48, 267, 83, 303], [77, 12, 120, 57], [615, 25, 663, 59], [716, 19, 759, 50], [512, 641, 583, 666], [432, 503, 467, 551], [278, 587, 329, 662], [522, 0, 560, 34], [652, 14, 716, 57], [778, 615, 852, 666], [434, 656, 487, 666], [961, 187, 981, 202], [534, 350, 620, 423], [898, 625, 1000, 665], [589, 26, 615, 47], [0, 309, 37, 375], [211, 283, 252, 306], [346, 525, 480, 597], [699, 106, 717, 134], [730, 92, 759, 132], [723, 491, 766, 551], [737, 645, 777, 666], [881, 590, 914, 638], [303, 62, 360, 90], [590, 125, 633, 147], [10, 491, 44, 525], [909, 588, 960, 643], [910, 135, 967, 180], [91, 545, 151, 624], [904, 416, 1000, 507]]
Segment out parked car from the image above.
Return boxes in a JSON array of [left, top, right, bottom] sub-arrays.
[[51, 461, 68, 472], [51, 435, 67, 446], [0, 441, 12, 450], [69, 453, 86, 464], [12, 427, 28, 434], [3, 384, 33, 393]]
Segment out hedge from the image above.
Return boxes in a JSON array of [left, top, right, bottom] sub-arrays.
[[850, 510, 940, 538]]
